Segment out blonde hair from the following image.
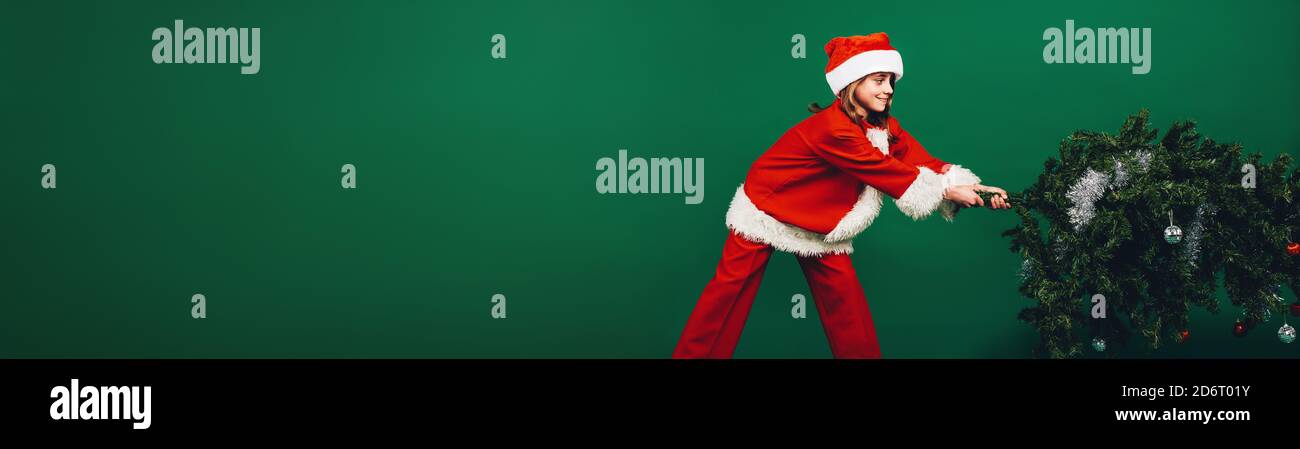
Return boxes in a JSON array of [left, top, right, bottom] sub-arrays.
[[808, 74, 895, 132]]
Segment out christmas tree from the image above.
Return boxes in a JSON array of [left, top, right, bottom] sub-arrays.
[[995, 110, 1299, 358]]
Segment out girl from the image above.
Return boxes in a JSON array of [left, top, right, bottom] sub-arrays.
[[672, 33, 1010, 359]]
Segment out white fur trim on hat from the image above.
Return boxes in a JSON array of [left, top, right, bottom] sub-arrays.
[[826, 49, 903, 95]]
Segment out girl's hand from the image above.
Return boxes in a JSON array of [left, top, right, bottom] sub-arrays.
[[973, 184, 1011, 209], [943, 185, 984, 208]]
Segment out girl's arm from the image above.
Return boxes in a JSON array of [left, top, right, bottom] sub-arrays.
[[889, 125, 951, 175], [887, 120, 997, 219], [811, 126, 949, 220]]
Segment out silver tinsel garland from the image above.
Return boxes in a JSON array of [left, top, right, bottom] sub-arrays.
[[1067, 168, 1109, 230], [1066, 150, 1154, 231], [1111, 160, 1130, 189], [1052, 236, 1067, 262], [1019, 258, 1036, 280], [1134, 149, 1152, 171], [1183, 203, 1214, 267]]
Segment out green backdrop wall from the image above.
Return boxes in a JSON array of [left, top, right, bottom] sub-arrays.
[[2, 0, 1296, 358]]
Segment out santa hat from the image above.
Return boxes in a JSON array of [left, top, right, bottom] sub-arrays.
[[824, 33, 904, 96]]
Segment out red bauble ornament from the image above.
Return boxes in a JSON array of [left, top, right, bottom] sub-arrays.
[[1292, 302, 1300, 317], [1178, 329, 1190, 343], [1232, 321, 1248, 337], [1288, 242, 1300, 256]]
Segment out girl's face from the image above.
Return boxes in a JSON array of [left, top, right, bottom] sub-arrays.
[[853, 72, 894, 112]]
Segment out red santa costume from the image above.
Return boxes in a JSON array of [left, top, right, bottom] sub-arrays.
[[673, 33, 981, 359]]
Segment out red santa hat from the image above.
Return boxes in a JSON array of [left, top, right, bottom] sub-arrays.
[[824, 33, 904, 96]]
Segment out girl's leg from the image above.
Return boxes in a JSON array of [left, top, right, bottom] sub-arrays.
[[672, 231, 774, 358], [795, 253, 881, 359]]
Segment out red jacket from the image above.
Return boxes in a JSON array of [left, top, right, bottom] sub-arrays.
[[725, 99, 980, 257]]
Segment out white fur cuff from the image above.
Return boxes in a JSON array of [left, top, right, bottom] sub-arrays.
[[894, 166, 947, 220], [938, 165, 982, 221]]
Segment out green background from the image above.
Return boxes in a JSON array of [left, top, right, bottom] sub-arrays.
[[2, 0, 1296, 358]]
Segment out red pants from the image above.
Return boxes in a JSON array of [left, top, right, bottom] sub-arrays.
[[673, 231, 881, 359]]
